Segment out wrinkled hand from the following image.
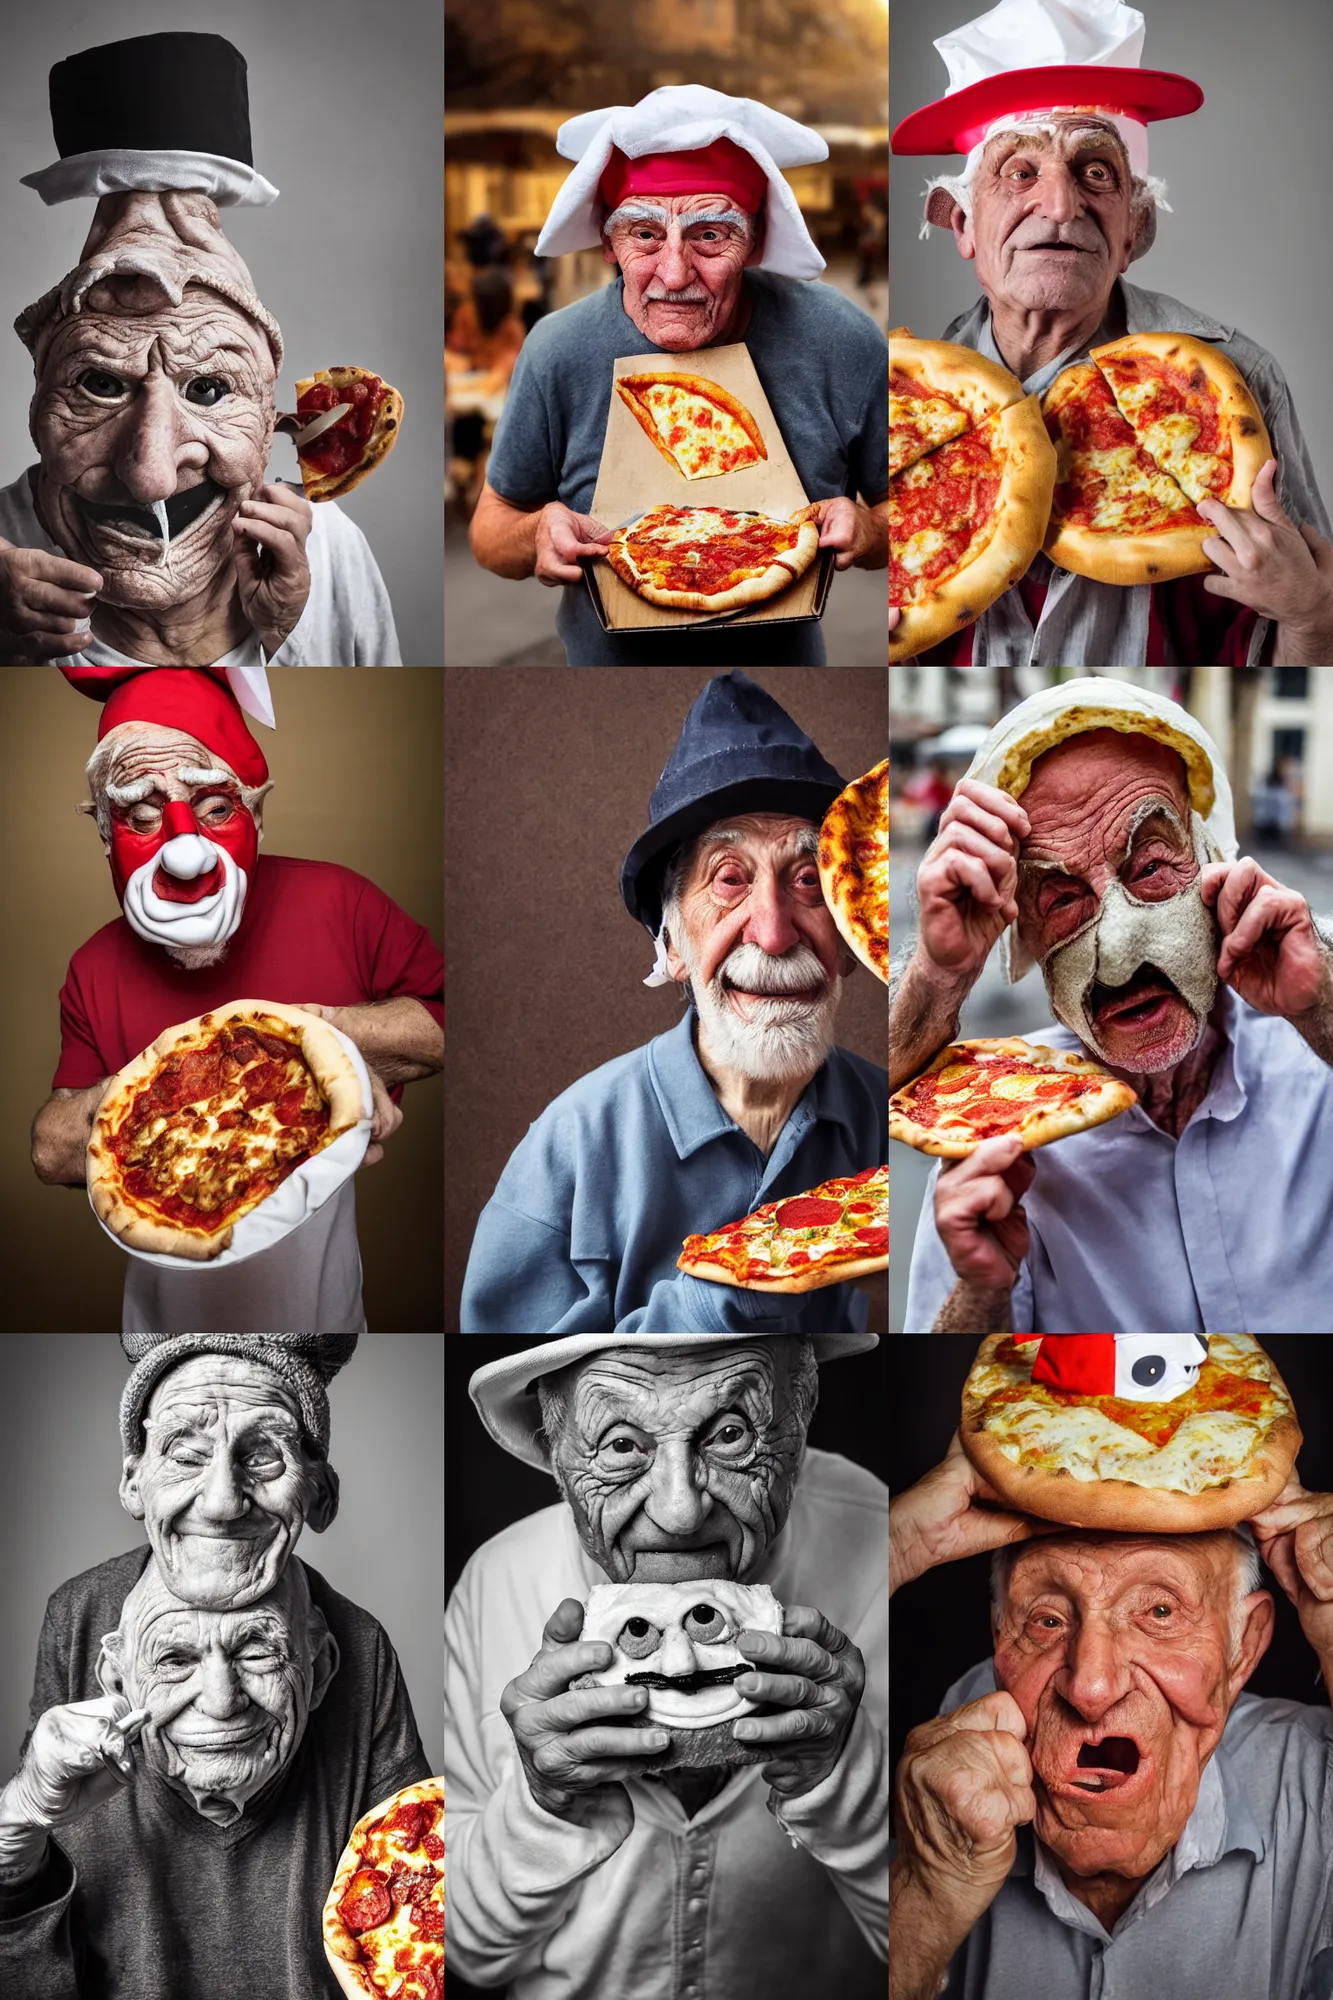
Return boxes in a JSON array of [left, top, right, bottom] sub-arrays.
[[3, 1697, 149, 1830], [1199, 461, 1333, 639], [295, 1004, 402, 1165], [935, 1133, 1034, 1289], [732, 1605, 864, 1799], [231, 482, 312, 655], [0, 537, 102, 663], [916, 779, 1029, 987], [1250, 1478, 1333, 1664], [1199, 858, 1332, 1019], [535, 503, 612, 586], [891, 1432, 1058, 1593], [500, 1598, 670, 1828], [815, 496, 884, 571], [894, 1691, 1035, 1907]]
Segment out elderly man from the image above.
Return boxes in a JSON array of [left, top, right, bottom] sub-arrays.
[[894, 677, 1333, 1332], [0, 33, 400, 666], [469, 85, 889, 666], [890, 0, 1333, 669], [29, 667, 444, 1335], [0, 1329, 429, 1999], [888, 1434, 1333, 2000], [462, 673, 887, 1333], [446, 1331, 888, 1997]]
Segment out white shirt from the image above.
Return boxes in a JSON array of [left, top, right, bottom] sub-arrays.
[[444, 1447, 889, 1998], [0, 469, 401, 665], [904, 987, 1333, 1332]]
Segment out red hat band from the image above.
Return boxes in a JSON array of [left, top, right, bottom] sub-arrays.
[[599, 138, 768, 217]]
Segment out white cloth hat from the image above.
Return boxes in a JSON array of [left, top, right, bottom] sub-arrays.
[[961, 675, 1237, 982], [534, 85, 829, 282], [469, 1331, 878, 1472]]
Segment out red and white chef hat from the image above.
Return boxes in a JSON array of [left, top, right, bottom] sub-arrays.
[[60, 665, 272, 786], [1021, 1334, 1208, 1403]]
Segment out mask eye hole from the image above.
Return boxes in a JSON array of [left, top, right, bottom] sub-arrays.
[[683, 1603, 735, 1643], [616, 1618, 663, 1661]]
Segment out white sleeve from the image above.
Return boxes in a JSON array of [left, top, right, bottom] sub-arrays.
[[270, 502, 402, 665]]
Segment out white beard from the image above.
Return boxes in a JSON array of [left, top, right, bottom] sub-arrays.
[[680, 934, 842, 1083], [122, 835, 248, 950]]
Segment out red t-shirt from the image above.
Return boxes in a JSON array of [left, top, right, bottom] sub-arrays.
[[53, 854, 445, 1090]]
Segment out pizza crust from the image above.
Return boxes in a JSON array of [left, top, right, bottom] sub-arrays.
[[890, 1037, 1137, 1158], [960, 1334, 1302, 1532], [297, 366, 404, 501], [891, 332, 1025, 434], [322, 1778, 442, 2000], [87, 1000, 366, 1261], [682, 1248, 889, 1295], [819, 760, 888, 985], [607, 504, 820, 614], [614, 371, 767, 480]]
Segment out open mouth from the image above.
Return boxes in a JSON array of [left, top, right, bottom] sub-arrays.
[[1089, 963, 1183, 1030], [77, 478, 224, 544], [1070, 1735, 1142, 1792], [152, 861, 223, 905]]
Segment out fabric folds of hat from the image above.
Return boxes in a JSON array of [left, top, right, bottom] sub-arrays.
[[119, 1330, 361, 1456]]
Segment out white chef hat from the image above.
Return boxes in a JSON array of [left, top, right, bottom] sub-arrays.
[[534, 85, 829, 282], [891, 0, 1202, 250], [961, 675, 1237, 983]]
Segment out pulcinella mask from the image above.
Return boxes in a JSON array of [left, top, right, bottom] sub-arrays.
[[577, 1581, 783, 1728]]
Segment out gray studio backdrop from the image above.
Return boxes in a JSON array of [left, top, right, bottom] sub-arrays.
[[890, 0, 1333, 510], [0, 1333, 443, 1777], [0, 0, 443, 664]]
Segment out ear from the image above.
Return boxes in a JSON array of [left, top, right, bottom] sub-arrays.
[[120, 1453, 147, 1521], [1229, 1590, 1275, 1694], [96, 1630, 128, 1699], [304, 1458, 340, 1534], [308, 1613, 340, 1713], [600, 235, 620, 268], [743, 212, 765, 268]]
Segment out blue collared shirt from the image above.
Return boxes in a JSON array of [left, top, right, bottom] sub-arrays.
[[929, 1660, 1333, 2000], [460, 1009, 887, 1332], [903, 988, 1333, 1332]]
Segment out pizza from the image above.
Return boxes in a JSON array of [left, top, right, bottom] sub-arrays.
[[960, 1334, 1302, 1531], [290, 366, 404, 500], [614, 371, 767, 481], [890, 331, 1056, 663], [1042, 333, 1271, 586], [678, 1164, 887, 1294], [87, 999, 365, 1261], [890, 1038, 1137, 1157], [819, 759, 888, 984], [605, 502, 820, 615], [323, 1778, 443, 2000]]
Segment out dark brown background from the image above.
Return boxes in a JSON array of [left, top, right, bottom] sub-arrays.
[[0, 667, 443, 1332], [444, 666, 888, 1333]]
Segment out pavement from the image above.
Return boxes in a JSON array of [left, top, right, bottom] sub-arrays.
[[889, 837, 1333, 1332]]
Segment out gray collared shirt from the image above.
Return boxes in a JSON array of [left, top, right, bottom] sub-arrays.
[[928, 278, 1333, 669], [930, 1659, 1333, 2000]]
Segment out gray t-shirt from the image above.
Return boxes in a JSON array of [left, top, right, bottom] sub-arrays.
[[485, 273, 889, 665]]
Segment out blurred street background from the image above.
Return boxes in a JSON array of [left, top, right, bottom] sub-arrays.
[[889, 665, 1333, 1332], [445, 0, 888, 663]]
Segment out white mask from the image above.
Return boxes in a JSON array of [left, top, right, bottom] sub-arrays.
[[121, 837, 248, 948], [1041, 875, 1218, 1068]]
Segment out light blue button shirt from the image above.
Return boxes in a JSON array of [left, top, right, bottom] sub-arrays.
[[929, 1659, 1333, 2000], [903, 988, 1333, 1332], [460, 1009, 887, 1333]]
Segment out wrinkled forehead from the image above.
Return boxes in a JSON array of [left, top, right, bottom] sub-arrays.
[[1004, 1532, 1230, 1605], [983, 114, 1131, 171], [685, 812, 820, 876], [146, 1354, 301, 1429], [582, 1580, 751, 1637], [104, 726, 232, 791], [38, 290, 274, 382], [1020, 730, 1191, 850], [565, 1340, 783, 1426]]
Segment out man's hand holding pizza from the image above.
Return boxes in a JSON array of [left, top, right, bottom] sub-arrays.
[[1199, 461, 1333, 666], [296, 998, 444, 1164], [814, 495, 888, 571], [1199, 856, 1333, 1064], [891, 1431, 1055, 1596], [535, 503, 614, 586], [0, 1697, 149, 1884], [891, 1692, 1036, 2000], [1250, 1479, 1333, 1687], [730, 1605, 865, 1799], [231, 482, 313, 656], [929, 1133, 1034, 1332]]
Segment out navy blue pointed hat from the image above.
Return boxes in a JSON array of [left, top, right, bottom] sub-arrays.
[[620, 672, 845, 932]]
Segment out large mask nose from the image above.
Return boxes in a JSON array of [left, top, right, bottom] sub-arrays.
[[656, 1625, 699, 1677], [157, 801, 215, 879]]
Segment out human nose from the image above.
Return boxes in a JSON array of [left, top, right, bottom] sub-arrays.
[[742, 872, 802, 956], [192, 1447, 250, 1524], [112, 376, 187, 502], [654, 228, 694, 291], [195, 1647, 249, 1720], [1057, 1618, 1133, 1721], [1029, 162, 1083, 225], [643, 1441, 711, 1537]]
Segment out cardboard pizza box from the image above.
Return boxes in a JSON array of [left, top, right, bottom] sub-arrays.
[[583, 341, 832, 634]]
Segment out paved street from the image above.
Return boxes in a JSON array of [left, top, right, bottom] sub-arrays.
[[889, 837, 1333, 1331]]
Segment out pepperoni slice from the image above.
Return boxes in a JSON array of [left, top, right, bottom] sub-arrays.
[[339, 1866, 392, 1933], [775, 1195, 843, 1230]]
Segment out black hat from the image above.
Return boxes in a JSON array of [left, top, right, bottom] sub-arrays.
[[620, 672, 845, 933], [22, 33, 278, 209]]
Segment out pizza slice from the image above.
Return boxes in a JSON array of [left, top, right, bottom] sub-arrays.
[[890, 1037, 1137, 1157], [890, 365, 971, 479], [606, 503, 820, 615], [890, 331, 1027, 477], [819, 760, 888, 984], [1091, 332, 1271, 511], [614, 372, 767, 480], [678, 1164, 887, 1294], [323, 1778, 443, 2000], [291, 365, 404, 501]]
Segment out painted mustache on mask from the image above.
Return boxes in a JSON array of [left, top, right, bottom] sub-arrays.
[[1040, 878, 1219, 1066]]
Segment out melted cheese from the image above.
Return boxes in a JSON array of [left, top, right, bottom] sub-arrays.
[[1069, 443, 1198, 531], [890, 385, 970, 477], [122, 1059, 325, 1217], [1099, 373, 1224, 506], [637, 385, 757, 478]]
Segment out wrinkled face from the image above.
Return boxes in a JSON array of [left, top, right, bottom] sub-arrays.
[[121, 1356, 335, 1609], [99, 1563, 333, 1825], [99, 724, 260, 952], [32, 290, 275, 609], [1015, 732, 1218, 1072], [666, 813, 847, 1084], [604, 191, 758, 351], [960, 117, 1135, 318], [542, 1340, 815, 1583], [580, 1579, 783, 1725], [994, 1534, 1272, 1882]]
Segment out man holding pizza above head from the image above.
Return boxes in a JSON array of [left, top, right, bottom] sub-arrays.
[[0, 32, 401, 666], [468, 85, 889, 665], [892, 675, 1333, 1333], [888, 1337, 1333, 2000], [462, 672, 886, 1332], [29, 665, 444, 1335], [447, 1332, 887, 1997], [890, 0, 1333, 669]]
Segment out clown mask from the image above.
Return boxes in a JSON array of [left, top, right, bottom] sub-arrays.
[[101, 729, 259, 950], [577, 1580, 782, 1727]]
